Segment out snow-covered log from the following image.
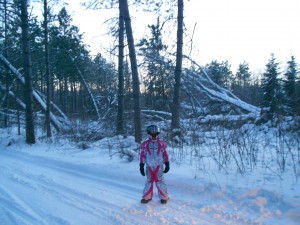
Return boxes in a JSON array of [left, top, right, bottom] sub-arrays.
[[0, 81, 26, 109], [0, 54, 69, 131], [141, 110, 171, 121], [34, 89, 69, 121], [197, 114, 257, 124]]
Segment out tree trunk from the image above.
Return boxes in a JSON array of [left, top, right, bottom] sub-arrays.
[[4, 0, 9, 128], [64, 77, 68, 115], [43, 0, 51, 137], [117, 0, 125, 135], [171, 0, 184, 136], [21, 0, 35, 144], [123, 0, 142, 143]]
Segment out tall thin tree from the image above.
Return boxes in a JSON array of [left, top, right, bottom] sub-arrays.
[[43, 0, 51, 137], [137, 17, 171, 111], [283, 56, 298, 116], [171, 0, 184, 137], [233, 61, 252, 102], [123, 0, 142, 142], [3, 0, 10, 127], [117, 0, 125, 135], [261, 54, 282, 119], [20, 0, 35, 144]]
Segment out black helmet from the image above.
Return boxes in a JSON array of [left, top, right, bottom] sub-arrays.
[[146, 125, 160, 136]]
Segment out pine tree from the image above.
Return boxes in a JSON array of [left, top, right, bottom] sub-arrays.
[[137, 17, 172, 111], [261, 54, 282, 119], [171, 0, 184, 137], [43, 0, 51, 137], [233, 62, 252, 102], [206, 60, 233, 89], [297, 69, 300, 116], [123, 0, 142, 142], [236, 62, 251, 88], [20, 0, 35, 144], [117, 0, 125, 135], [283, 56, 298, 116], [50, 7, 90, 116]]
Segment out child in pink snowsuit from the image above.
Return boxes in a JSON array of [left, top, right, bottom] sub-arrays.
[[139, 125, 170, 204]]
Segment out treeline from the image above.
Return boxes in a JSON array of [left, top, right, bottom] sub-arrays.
[[204, 55, 300, 118], [0, 4, 118, 120], [0, 1, 299, 140]]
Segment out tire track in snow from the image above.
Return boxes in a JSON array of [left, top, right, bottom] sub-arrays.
[[0, 167, 50, 225], [0, 150, 142, 225]]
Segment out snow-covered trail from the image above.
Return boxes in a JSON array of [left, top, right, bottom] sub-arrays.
[[0, 148, 212, 225], [0, 149, 141, 225], [0, 146, 299, 225]]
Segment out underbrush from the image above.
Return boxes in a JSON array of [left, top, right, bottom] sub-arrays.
[[167, 120, 300, 183]]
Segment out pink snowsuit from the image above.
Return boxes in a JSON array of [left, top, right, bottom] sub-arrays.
[[140, 137, 169, 201]]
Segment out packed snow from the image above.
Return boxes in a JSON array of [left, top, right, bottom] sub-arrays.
[[0, 128, 299, 225]]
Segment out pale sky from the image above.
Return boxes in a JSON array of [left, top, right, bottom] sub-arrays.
[[64, 0, 300, 72], [184, 0, 300, 71]]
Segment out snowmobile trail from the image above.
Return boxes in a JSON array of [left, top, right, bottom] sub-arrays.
[[0, 149, 214, 225], [0, 148, 299, 225], [0, 150, 141, 225]]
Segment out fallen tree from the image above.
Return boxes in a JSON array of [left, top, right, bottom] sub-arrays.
[[182, 56, 261, 119], [0, 54, 70, 131], [67, 54, 101, 120]]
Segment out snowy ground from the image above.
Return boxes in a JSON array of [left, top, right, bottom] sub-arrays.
[[1, 131, 300, 225]]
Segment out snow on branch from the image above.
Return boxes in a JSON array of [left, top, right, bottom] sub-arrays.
[[0, 81, 26, 109], [182, 55, 261, 117]]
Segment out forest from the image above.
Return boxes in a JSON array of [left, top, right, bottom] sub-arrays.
[[1, 2, 300, 224], [0, 0, 299, 148]]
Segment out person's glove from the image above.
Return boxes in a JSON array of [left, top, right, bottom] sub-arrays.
[[163, 162, 170, 173], [140, 163, 145, 176]]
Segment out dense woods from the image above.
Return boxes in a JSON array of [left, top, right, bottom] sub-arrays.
[[0, 0, 299, 144]]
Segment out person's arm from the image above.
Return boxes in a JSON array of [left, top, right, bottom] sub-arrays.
[[162, 141, 170, 173], [162, 141, 169, 162], [139, 143, 146, 176]]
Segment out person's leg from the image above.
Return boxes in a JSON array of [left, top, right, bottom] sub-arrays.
[[155, 168, 168, 201], [142, 166, 157, 201]]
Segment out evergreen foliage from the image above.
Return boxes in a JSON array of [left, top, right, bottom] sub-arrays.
[[205, 60, 233, 89], [283, 56, 299, 115], [137, 17, 173, 111], [261, 54, 282, 119], [0, 0, 299, 138], [232, 62, 258, 105], [0, 4, 116, 122]]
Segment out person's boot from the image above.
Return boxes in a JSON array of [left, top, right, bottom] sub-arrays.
[[141, 198, 152, 204], [160, 199, 167, 204]]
